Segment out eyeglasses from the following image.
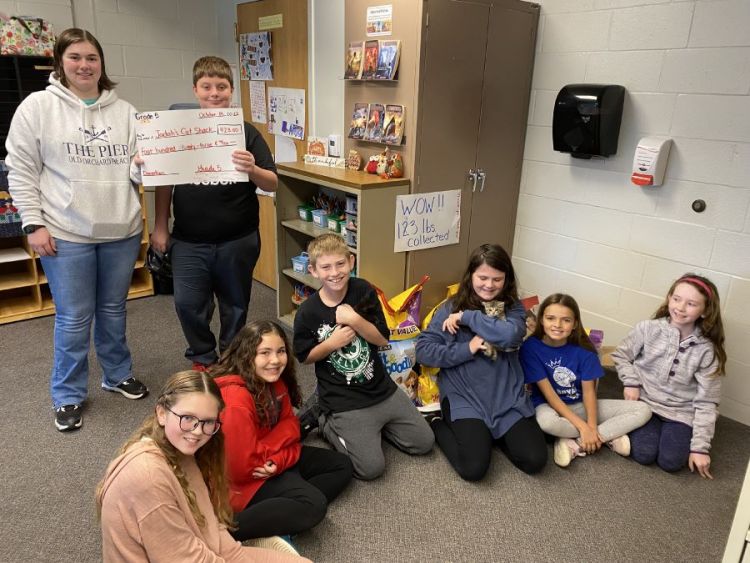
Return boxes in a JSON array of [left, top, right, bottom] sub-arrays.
[[166, 406, 221, 436]]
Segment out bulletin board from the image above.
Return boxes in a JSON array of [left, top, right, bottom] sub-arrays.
[[237, 0, 309, 289], [237, 0, 308, 158]]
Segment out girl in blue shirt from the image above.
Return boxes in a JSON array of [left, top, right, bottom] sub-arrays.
[[520, 294, 650, 467]]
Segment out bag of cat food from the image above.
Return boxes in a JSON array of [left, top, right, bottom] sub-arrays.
[[415, 283, 459, 409], [374, 276, 429, 403], [374, 275, 429, 341], [377, 339, 418, 400], [416, 364, 440, 409]]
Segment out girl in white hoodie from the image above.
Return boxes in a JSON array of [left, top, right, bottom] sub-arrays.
[[5, 28, 149, 432]]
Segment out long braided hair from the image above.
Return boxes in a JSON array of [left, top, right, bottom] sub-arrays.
[[96, 371, 234, 529]]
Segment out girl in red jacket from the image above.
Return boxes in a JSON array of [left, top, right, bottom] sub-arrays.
[[212, 320, 353, 541]]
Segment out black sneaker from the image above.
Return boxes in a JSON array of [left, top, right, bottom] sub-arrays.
[[297, 392, 321, 440], [55, 404, 82, 432], [102, 377, 149, 400]]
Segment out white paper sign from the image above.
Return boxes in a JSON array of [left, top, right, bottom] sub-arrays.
[[249, 80, 267, 123], [366, 5, 393, 36], [267, 87, 305, 140], [274, 135, 297, 163], [136, 108, 248, 186], [394, 190, 461, 253]]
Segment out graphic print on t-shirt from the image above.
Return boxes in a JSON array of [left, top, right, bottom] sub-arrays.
[[546, 357, 580, 400], [317, 323, 375, 385]]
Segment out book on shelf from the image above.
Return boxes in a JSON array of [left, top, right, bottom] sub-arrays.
[[344, 41, 364, 79], [364, 103, 385, 142], [375, 39, 400, 80], [347, 103, 369, 140], [361, 40, 379, 80], [382, 104, 404, 145]]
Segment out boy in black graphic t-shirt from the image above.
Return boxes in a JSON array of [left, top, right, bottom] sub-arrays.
[[293, 234, 433, 480]]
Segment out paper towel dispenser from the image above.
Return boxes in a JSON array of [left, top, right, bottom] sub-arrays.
[[552, 84, 625, 159]]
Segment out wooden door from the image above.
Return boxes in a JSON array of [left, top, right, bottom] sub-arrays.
[[407, 0, 490, 309], [237, 0, 308, 289], [467, 1, 538, 253]]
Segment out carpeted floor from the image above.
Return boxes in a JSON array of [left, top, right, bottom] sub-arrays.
[[1, 282, 748, 562]]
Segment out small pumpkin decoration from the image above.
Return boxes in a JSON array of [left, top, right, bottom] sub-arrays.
[[307, 138, 326, 156], [383, 151, 404, 178], [346, 150, 363, 171]]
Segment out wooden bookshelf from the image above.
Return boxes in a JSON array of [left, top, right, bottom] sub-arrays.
[[275, 162, 408, 329], [0, 186, 154, 325]]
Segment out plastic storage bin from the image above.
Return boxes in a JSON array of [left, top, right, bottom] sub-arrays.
[[327, 216, 343, 232], [345, 212, 357, 232], [297, 205, 313, 221], [311, 209, 327, 228], [345, 195, 357, 214], [291, 252, 310, 273], [344, 228, 357, 248]]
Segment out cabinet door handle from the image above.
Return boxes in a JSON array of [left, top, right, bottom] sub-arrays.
[[468, 168, 477, 192], [477, 169, 486, 192]]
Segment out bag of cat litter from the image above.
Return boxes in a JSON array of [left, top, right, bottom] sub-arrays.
[[374, 275, 429, 403]]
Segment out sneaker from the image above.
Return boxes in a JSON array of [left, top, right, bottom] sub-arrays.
[[191, 362, 212, 372], [55, 404, 82, 432], [297, 392, 321, 440], [246, 536, 299, 556], [102, 377, 149, 400], [554, 438, 585, 468], [417, 402, 441, 414], [423, 411, 442, 425], [607, 435, 631, 457]]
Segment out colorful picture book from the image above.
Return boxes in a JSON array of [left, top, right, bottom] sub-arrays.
[[375, 40, 400, 80], [382, 104, 404, 145], [364, 103, 385, 142], [347, 103, 369, 140], [361, 40, 379, 80], [344, 41, 364, 79]]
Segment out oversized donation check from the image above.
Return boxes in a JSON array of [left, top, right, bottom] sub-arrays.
[[135, 108, 248, 186]]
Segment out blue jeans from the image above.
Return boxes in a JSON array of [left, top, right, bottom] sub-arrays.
[[41, 234, 141, 408], [170, 230, 260, 365]]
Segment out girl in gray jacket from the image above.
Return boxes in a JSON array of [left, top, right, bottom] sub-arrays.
[[612, 274, 726, 479]]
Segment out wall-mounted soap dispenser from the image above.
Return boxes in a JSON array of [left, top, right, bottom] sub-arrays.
[[632, 137, 672, 186], [552, 84, 625, 159]]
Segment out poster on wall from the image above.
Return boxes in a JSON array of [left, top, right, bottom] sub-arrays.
[[239, 31, 273, 81], [135, 108, 248, 186], [249, 80, 267, 123], [366, 5, 393, 36], [394, 190, 461, 253], [267, 87, 305, 141]]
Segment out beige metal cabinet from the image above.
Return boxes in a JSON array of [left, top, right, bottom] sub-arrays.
[[408, 0, 539, 308]]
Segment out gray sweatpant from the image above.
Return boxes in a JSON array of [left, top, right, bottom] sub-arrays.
[[320, 389, 435, 480], [535, 399, 651, 442]]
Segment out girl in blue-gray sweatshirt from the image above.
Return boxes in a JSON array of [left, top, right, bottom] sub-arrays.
[[416, 244, 547, 481]]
